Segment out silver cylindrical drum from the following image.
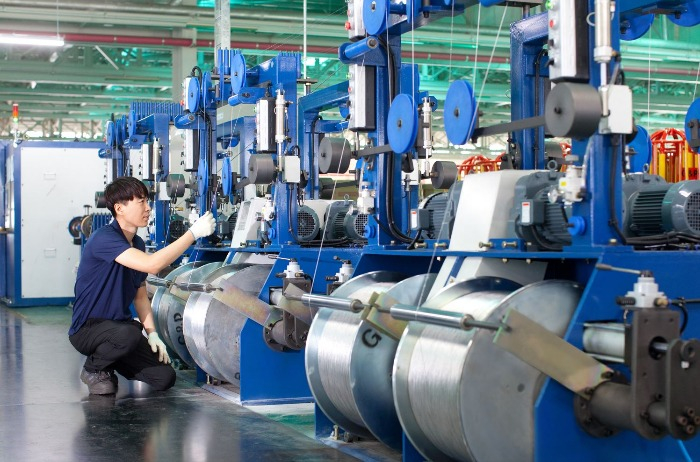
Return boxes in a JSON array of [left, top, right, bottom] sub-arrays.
[[307, 271, 437, 450], [151, 261, 223, 367], [394, 279, 581, 462], [183, 264, 272, 383]]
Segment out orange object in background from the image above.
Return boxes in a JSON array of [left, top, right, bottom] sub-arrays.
[[650, 128, 699, 182], [458, 154, 503, 176]]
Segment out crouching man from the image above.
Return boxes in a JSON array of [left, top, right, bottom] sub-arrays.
[[68, 177, 215, 394]]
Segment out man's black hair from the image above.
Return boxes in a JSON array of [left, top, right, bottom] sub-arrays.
[[104, 177, 149, 217]]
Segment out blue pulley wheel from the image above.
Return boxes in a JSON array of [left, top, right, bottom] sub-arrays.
[[444, 80, 477, 146], [231, 54, 247, 94], [202, 72, 213, 109], [685, 98, 700, 153], [187, 77, 200, 113], [105, 120, 115, 146], [364, 0, 389, 36], [221, 157, 233, 196], [620, 13, 654, 41], [669, 0, 700, 27], [128, 109, 137, 137], [197, 158, 209, 197], [628, 125, 652, 173], [387, 94, 418, 154]]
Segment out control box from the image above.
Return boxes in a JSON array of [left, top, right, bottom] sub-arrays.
[[548, 0, 589, 82]]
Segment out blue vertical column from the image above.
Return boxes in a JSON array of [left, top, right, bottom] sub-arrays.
[[570, 0, 621, 248], [510, 13, 548, 171]]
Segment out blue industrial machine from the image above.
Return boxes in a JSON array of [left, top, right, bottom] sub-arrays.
[[136, 1, 700, 458], [292, 1, 700, 461]]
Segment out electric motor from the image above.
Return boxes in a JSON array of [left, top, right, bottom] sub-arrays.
[[324, 201, 368, 242], [297, 205, 322, 242], [168, 215, 188, 243], [625, 179, 700, 237], [509, 171, 571, 251], [416, 181, 462, 240]]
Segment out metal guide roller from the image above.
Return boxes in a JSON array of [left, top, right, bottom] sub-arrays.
[[151, 261, 224, 367], [183, 264, 273, 383], [306, 271, 440, 449], [318, 137, 352, 174], [393, 278, 581, 462]]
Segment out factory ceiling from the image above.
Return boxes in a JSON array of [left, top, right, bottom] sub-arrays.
[[0, 0, 699, 139]]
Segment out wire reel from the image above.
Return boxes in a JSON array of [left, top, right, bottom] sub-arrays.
[[186, 75, 201, 113], [444, 80, 477, 146], [387, 94, 419, 154], [221, 157, 233, 196], [231, 54, 247, 94], [628, 125, 652, 173], [685, 98, 700, 153]]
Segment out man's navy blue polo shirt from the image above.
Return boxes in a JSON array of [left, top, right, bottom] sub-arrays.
[[69, 219, 147, 336]]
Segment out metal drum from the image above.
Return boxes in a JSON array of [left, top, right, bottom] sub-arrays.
[[183, 264, 272, 384], [307, 271, 436, 449], [151, 261, 223, 367], [393, 278, 581, 462]]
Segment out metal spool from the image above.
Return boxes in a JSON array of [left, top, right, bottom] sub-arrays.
[[431, 161, 458, 190], [151, 261, 223, 367], [393, 278, 581, 462], [545, 82, 601, 139], [166, 173, 186, 198], [95, 191, 106, 208], [318, 137, 352, 174], [248, 154, 276, 184], [306, 271, 411, 447], [183, 264, 272, 383]]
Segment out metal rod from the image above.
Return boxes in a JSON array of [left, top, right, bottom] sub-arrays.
[[146, 276, 171, 288], [300, 293, 366, 313], [390, 304, 467, 329], [595, 263, 641, 275]]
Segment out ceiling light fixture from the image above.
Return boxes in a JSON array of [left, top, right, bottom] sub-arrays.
[[0, 34, 64, 47]]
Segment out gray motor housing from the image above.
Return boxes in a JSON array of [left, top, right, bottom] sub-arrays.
[[324, 201, 368, 241], [297, 205, 322, 242], [625, 178, 700, 237], [416, 181, 463, 240], [509, 171, 571, 251]]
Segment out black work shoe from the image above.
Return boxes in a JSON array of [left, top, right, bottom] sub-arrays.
[[80, 368, 117, 395]]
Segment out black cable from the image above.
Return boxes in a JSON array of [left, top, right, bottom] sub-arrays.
[[533, 49, 549, 169], [371, 38, 415, 244], [609, 134, 628, 245], [670, 298, 690, 334]]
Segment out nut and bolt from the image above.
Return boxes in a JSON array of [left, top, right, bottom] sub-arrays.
[[478, 241, 493, 249]]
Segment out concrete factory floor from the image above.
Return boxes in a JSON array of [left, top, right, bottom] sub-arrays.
[[0, 305, 398, 462]]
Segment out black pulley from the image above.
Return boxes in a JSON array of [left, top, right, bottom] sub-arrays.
[[545, 82, 602, 139]]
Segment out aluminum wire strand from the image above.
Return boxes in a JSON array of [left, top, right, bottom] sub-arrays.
[[406, 290, 509, 461], [315, 282, 397, 429]]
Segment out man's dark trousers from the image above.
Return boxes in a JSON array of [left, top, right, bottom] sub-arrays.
[[69, 319, 175, 391]]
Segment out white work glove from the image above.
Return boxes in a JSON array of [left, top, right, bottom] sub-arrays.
[[147, 332, 171, 364], [189, 211, 216, 239]]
